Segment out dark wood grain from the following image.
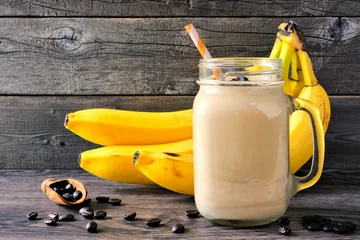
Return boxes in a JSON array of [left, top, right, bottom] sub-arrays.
[[0, 17, 358, 95], [0, 95, 359, 170], [1, 0, 359, 17], [0, 169, 359, 239]]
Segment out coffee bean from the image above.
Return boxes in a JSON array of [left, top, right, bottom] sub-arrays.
[[123, 212, 136, 221], [65, 183, 74, 193], [345, 221, 356, 231], [146, 218, 161, 227], [62, 192, 74, 202], [49, 212, 59, 221], [94, 210, 107, 219], [27, 212, 38, 220], [73, 190, 83, 201], [86, 221, 97, 233], [307, 222, 323, 231], [185, 210, 200, 218], [319, 218, 332, 226], [302, 215, 315, 225], [53, 187, 64, 195], [79, 207, 93, 214], [83, 198, 91, 205], [279, 217, 290, 226], [82, 211, 94, 219], [323, 224, 334, 232], [231, 76, 248, 81], [172, 223, 185, 233], [279, 225, 292, 236], [96, 196, 109, 203], [334, 225, 349, 234], [44, 218, 57, 226], [313, 215, 323, 222], [59, 214, 75, 221], [108, 198, 122, 206]]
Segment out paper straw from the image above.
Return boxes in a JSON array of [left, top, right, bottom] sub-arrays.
[[185, 24, 224, 81]]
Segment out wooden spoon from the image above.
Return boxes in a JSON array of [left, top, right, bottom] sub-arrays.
[[41, 178, 88, 205]]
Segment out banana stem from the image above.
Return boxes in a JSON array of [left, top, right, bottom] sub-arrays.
[[290, 52, 299, 81], [279, 42, 296, 82], [270, 37, 282, 58], [297, 50, 318, 86]]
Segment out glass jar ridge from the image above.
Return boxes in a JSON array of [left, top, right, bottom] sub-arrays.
[[198, 57, 283, 86]]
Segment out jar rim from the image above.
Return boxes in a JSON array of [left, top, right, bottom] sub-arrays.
[[198, 57, 282, 68]]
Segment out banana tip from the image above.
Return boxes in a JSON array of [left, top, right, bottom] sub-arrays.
[[132, 151, 140, 165], [78, 153, 82, 166], [64, 114, 69, 127]]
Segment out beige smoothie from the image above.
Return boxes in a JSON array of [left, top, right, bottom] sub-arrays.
[[193, 82, 292, 226]]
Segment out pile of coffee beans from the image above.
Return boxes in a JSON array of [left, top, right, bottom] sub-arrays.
[[50, 180, 82, 202], [302, 215, 357, 234], [278, 217, 292, 236]]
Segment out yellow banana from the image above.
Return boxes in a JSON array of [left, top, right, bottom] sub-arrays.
[[133, 150, 194, 195], [78, 139, 193, 185], [277, 20, 331, 173], [65, 108, 192, 146], [269, 35, 283, 58]]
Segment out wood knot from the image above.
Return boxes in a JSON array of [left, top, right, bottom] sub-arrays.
[[50, 27, 82, 51]]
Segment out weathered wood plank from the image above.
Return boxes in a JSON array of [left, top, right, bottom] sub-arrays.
[[1, 0, 359, 17], [0, 95, 358, 170], [0, 169, 359, 239], [0, 17, 359, 95]]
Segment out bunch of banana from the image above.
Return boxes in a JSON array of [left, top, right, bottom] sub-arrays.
[[273, 21, 331, 172], [65, 21, 330, 195]]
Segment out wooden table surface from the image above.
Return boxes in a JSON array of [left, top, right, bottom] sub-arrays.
[[1, 169, 359, 240]]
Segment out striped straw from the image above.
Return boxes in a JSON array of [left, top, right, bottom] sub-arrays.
[[185, 24, 224, 80]]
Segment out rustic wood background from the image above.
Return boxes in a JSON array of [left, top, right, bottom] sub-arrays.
[[0, 1, 359, 170]]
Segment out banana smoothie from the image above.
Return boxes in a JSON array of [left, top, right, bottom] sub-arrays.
[[193, 82, 291, 226]]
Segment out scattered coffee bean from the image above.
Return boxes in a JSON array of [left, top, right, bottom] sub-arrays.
[[302, 215, 315, 225], [345, 221, 356, 231], [172, 223, 185, 233], [334, 225, 349, 234], [59, 214, 75, 221], [146, 218, 161, 227], [279, 217, 290, 226], [313, 215, 323, 222], [109, 198, 122, 206], [185, 210, 200, 218], [82, 211, 94, 219], [83, 198, 91, 205], [65, 183, 74, 193], [323, 224, 334, 232], [94, 210, 107, 219], [96, 196, 110, 203], [79, 207, 93, 214], [49, 212, 59, 221], [123, 212, 137, 221], [44, 218, 57, 226], [279, 225, 292, 236], [86, 221, 97, 233], [307, 222, 323, 231], [319, 218, 332, 226], [62, 192, 74, 201], [73, 190, 83, 201], [27, 212, 38, 220]]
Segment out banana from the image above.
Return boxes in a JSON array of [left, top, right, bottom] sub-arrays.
[[65, 108, 192, 146], [132, 150, 194, 195], [78, 139, 193, 185], [277, 20, 331, 173]]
